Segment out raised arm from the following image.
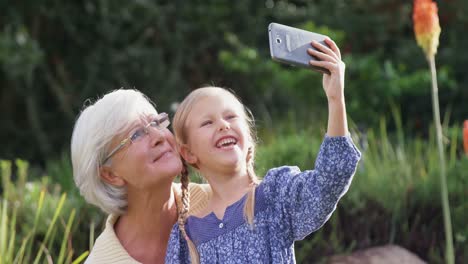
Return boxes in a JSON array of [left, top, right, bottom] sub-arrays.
[[308, 37, 347, 137], [261, 38, 360, 245]]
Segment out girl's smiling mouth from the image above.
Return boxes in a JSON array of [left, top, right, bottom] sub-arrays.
[[215, 136, 238, 148]]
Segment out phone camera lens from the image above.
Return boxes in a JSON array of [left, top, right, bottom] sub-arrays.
[[276, 38, 281, 44]]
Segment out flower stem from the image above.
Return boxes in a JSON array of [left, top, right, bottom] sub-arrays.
[[428, 55, 454, 264]]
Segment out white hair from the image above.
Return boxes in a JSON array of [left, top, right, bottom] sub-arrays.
[[71, 89, 157, 215]]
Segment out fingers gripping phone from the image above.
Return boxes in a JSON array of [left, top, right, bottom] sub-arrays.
[[268, 23, 330, 74]]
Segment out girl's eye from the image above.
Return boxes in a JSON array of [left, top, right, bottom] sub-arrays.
[[130, 128, 145, 142], [226, 114, 238, 120], [201, 120, 212, 127]]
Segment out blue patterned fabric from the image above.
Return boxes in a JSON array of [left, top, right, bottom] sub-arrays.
[[166, 135, 361, 263]]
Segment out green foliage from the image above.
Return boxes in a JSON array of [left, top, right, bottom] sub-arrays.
[[46, 152, 77, 194], [1, 0, 466, 163], [0, 0, 273, 162], [0, 159, 93, 264], [219, 30, 457, 130], [256, 127, 323, 177], [1, 0, 467, 261], [0, 26, 43, 80], [255, 116, 467, 263]]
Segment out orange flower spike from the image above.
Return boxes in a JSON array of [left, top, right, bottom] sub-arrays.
[[413, 0, 441, 58], [464, 120, 468, 156]]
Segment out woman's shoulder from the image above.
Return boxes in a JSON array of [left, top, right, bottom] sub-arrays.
[[86, 215, 141, 264], [172, 182, 212, 216]]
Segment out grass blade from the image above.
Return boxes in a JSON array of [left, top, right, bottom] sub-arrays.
[[0, 199, 8, 263], [33, 192, 67, 264], [25, 189, 46, 263], [14, 233, 31, 264], [71, 251, 89, 264], [6, 205, 18, 263], [89, 220, 95, 250], [0, 160, 12, 201], [57, 209, 76, 264]]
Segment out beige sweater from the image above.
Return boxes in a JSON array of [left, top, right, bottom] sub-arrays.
[[85, 183, 211, 264]]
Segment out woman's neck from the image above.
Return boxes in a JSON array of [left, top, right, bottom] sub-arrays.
[[115, 181, 178, 263]]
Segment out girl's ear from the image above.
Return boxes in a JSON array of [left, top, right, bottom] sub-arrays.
[[99, 166, 126, 187], [179, 144, 198, 165]]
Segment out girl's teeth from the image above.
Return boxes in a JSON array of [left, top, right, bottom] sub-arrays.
[[217, 138, 236, 147]]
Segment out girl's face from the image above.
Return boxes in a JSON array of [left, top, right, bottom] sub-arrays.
[[182, 94, 251, 174], [106, 114, 183, 190]]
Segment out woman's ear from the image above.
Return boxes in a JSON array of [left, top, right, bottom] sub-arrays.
[[99, 166, 126, 187], [179, 144, 198, 165]]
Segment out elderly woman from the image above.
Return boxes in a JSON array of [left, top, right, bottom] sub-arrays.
[[71, 89, 210, 263]]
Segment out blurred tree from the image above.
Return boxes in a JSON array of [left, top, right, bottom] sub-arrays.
[[0, 0, 465, 163]]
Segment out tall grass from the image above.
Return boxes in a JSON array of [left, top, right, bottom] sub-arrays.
[[255, 112, 467, 263], [0, 159, 89, 264], [345, 115, 465, 258], [2, 110, 466, 263]]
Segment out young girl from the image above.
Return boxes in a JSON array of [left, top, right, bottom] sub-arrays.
[[166, 38, 361, 263]]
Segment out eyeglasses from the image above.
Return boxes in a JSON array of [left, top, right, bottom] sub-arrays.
[[102, 113, 170, 164]]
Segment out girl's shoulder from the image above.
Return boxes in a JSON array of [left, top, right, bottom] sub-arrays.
[[260, 165, 302, 186], [264, 165, 302, 178], [256, 166, 303, 199]]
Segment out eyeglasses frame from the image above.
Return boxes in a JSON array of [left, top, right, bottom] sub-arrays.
[[102, 112, 170, 164]]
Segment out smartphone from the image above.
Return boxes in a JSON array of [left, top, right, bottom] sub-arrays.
[[268, 23, 330, 74]]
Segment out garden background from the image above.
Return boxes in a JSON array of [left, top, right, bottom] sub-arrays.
[[0, 0, 467, 263]]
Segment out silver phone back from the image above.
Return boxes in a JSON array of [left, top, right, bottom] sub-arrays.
[[268, 23, 329, 73]]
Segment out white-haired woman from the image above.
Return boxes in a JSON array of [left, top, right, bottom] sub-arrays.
[[71, 89, 210, 263]]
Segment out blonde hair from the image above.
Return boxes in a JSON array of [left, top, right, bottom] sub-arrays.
[[173, 87, 259, 264], [71, 89, 157, 215]]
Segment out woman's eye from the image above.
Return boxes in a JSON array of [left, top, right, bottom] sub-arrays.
[[130, 129, 145, 142]]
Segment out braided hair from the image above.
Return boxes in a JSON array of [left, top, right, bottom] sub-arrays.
[[244, 147, 259, 227], [177, 161, 199, 264]]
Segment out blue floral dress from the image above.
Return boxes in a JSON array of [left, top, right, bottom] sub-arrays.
[[165, 135, 361, 263]]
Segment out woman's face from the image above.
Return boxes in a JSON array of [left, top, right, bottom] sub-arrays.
[[106, 114, 183, 190]]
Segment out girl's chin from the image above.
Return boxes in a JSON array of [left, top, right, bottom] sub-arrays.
[[217, 157, 244, 169]]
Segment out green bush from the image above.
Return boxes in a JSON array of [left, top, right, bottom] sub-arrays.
[[2, 0, 466, 163], [0, 159, 93, 264], [254, 118, 467, 263], [218, 27, 457, 132]]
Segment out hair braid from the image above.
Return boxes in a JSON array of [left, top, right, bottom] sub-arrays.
[[177, 162, 199, 264], [246, 147, 259, 184], [244, 147, 259, 227]]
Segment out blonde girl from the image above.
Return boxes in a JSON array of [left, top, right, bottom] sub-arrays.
[[166, 38, 361, 263]]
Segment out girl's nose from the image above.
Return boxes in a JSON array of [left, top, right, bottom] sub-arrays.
[[218, 120, 230, 131]]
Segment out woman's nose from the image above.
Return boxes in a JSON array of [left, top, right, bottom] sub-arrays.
[[148, 126, 165, 146]]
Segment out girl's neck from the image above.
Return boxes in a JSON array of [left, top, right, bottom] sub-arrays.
[[115, 181, 178, 263], [201, 169, 251, 219]]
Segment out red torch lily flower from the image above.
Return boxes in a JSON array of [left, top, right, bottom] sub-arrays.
[[464, 120, 468, 156], [413, 1, 454, 263], [413, 0, 441, 58]]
